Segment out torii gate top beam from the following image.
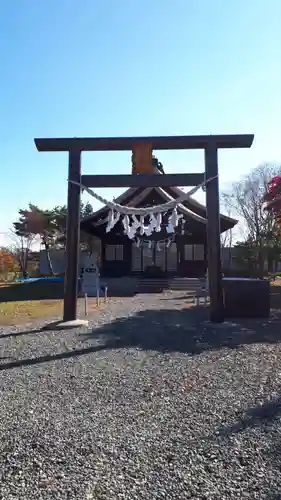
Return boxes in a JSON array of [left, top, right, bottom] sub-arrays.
[[34, 134, 254, 152]]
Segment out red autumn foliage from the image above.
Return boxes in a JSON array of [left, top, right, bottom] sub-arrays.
[[264, 175, 281, 223]]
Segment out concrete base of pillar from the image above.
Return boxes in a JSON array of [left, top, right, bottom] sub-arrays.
[[43, 319, 89, 330]]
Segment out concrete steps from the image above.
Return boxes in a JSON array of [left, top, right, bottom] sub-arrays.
[[136, 277, 207, 294], [136, 279, 169, 293], [88, 276, 209, 296], [169, 278, 206, 292]]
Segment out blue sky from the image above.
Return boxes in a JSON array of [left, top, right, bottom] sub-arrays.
[[1, 0, 281, 246]]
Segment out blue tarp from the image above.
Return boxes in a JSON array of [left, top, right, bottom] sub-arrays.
[[17, 277, 65, 283]]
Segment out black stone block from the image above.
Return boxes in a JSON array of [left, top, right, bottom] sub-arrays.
[[223, 278, 270, 318]]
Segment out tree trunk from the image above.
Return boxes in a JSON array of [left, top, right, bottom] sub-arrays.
[[18, 243, 29, 277], [257, 248, 264, 277], [43, 239, 55, 275]]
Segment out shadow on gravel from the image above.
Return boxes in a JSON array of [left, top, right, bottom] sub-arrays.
[[217, 395, 281, 500], [219, 396, 281, 436], [1, 306, 281, 370], [0, 344, 106, 370], [0, 328, 44, 340], [80, 305, 281, 352]]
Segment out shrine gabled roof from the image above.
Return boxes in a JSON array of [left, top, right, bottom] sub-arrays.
[[124, 186, 207, 224], [167, 185, 236, 227], [80, 182, 238, 235]]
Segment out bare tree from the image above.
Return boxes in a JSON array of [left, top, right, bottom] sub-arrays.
[[219, 203, 234, 267], [221, 163, 281, 273], [220, 203, 233, 247], [221, 230, 233, 268], [8, 231, 37, 277], [221, 228, 233, 248]]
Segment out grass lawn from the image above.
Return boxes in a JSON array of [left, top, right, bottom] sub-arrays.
[[0, 299, 64, 325], [0, 280, 104, 326], [0, 281, 64, 325]]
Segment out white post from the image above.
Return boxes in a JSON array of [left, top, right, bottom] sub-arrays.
[[84, 293, 88, 316], [104, 286, 108, 303], [95, 274, 100, 292], [95, 272, 100, 307]]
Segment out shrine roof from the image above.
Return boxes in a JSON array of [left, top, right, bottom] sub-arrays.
[[80, 181, 238, 236]]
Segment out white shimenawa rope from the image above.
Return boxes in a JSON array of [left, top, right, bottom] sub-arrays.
[[69, 175, 216, 215], [69, 175, 216, 239], [135, 235, 175, 251]]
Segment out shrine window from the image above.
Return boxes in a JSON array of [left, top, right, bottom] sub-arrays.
[[193, 244, 205, 261], [184, 244, 193, 260], [184, 244, 204, 261], [105, 244, 123, 260]]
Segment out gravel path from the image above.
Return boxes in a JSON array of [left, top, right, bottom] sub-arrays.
[[1, 293, 281, 499]]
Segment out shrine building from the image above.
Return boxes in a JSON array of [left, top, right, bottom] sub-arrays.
[[80, 157, 237, 278]]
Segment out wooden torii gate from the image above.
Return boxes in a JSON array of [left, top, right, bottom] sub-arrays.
[[34, 134, 254, 323]]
